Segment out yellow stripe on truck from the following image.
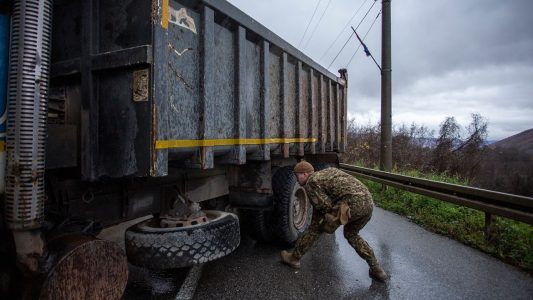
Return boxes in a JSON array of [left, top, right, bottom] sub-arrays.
[[161, 0, 169, 29], [155, 138, 317, 149]]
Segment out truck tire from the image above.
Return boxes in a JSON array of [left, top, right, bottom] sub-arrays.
[[313, 162, 333, 171], [244, 210, 274, 243], [125, 210, 240, 269], [273, 166, 313, 246]]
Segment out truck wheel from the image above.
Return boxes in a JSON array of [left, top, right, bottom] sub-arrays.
[[313, 162, 333, 171], [125, 210, 240, 269], [244, 210, 274, 243], [273, 166, 313, 246]]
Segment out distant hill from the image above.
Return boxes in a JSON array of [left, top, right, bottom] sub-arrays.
[[491, 129, 533, 155]]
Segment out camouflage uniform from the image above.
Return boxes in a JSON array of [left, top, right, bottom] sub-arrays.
[[292, 168, 380, 268]]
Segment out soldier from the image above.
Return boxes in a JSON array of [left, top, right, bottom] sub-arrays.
[[280, 161, 388, 282]]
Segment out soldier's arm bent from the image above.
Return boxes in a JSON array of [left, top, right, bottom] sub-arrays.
[[306, 181, 333, 213]]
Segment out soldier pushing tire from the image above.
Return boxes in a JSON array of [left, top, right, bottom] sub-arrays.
[[279, 161, 389, 282]]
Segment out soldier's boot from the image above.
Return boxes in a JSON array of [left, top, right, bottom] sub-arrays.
[[369, 262, 388, 282], [280, 250, 301, 269]]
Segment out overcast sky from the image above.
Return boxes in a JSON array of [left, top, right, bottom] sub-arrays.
[[227, 0, 533, 141]]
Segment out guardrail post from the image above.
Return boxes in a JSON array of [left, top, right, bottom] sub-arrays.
[[484, 212, 494, 242]]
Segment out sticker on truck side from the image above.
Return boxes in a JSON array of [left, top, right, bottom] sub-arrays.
[[161, 0, 197, 35], [168, 7, 197, 34]]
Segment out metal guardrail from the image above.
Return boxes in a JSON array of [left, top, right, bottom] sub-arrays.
[[339, 164, 533, 226]]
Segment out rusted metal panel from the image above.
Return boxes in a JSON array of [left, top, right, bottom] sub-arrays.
[[39, 235, 128, 300], [213, 17, 235, 140], [232, 25, 247, 164], [281, 52, 290, 158], [268, 50, 281, 153], [326, 79, 335, 151], [166, 3, 201, 142], [79, 0, 97, 181], [319, 74, 327, 153], [335, 83, 341, 151], [243, 36, 262, 140], [309, 69, 317, 155], [199, 5, 215, 169], [296, 61, 305, 156], [340, 73, 348, 153], [152, 0, 169, 177], [286, 58, 297, 155], [48, 0, 348, 178], [251, 40, 271, 161]]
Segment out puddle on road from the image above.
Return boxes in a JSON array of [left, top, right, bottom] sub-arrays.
[[122, 264, 189, 300]]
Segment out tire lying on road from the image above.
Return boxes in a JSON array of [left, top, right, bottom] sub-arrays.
[[125, 210, 240, 269]]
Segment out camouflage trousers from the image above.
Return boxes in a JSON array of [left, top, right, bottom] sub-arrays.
[[292, 194, 379, 267]]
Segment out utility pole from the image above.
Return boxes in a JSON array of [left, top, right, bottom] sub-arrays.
[[380, 0, 392, 172]]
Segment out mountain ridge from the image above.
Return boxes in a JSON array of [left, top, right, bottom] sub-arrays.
[[490, 128, 533, 155]]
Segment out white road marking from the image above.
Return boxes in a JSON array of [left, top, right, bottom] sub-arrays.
[[175, 264, 204, 300]]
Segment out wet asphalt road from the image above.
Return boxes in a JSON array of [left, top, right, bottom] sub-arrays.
[[120, 207, 533, 299], [193, 207, 533, 299]]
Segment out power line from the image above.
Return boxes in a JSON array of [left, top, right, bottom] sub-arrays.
[[327, 0, 378, 69], [352, 27, 381, 71], [298, 0, 322, 48], [345, 9, 381, 68], [302, 0, 332, 50], [319, 0, 370, 62]]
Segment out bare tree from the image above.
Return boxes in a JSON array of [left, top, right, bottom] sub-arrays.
[[454, 113, 488, 179], [432, 116, 461, 173]]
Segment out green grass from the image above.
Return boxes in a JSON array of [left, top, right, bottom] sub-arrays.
[[360, 170, 533, 274]]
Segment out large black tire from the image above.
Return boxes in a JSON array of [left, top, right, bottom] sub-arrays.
[[312, 162, 334, 171], [272, 166, 313, 246], [243, 210, 274, 243], [125, 210, 240, 269]]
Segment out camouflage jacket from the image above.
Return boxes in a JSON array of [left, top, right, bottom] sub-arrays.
[[304, 168, 372, 213]]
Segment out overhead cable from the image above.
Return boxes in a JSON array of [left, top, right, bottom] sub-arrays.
[[345, 9, 381, 68], [327, 0, 378, 69], [302, 0, 332, 50], [319, 0, 369, 62], [352, 27, 381, 71], [298, 0, 322, 48]]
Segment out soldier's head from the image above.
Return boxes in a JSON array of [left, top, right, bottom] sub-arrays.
[[293, 161, 314, 186]]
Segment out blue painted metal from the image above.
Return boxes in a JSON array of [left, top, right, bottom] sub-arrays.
[[0, 3, 10, 194], [0, 10, 8, 144]]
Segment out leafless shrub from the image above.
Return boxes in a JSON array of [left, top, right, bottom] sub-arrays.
[[341, 113, 532, 196], [431, 113, 489, 179]]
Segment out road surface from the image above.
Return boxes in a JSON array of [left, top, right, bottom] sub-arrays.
[[121, 207, 533, 299], [194, 207, 533, 299]]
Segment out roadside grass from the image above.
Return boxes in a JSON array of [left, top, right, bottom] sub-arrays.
[[360, 170, 533, 274]]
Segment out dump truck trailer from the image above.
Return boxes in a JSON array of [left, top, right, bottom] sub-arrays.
[[0, 0, 347, 298]]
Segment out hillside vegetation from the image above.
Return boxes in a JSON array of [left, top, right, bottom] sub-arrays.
[[341, 114, 533, 273], [342, 114, 533, 197], [362, 172, 533, 273]]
